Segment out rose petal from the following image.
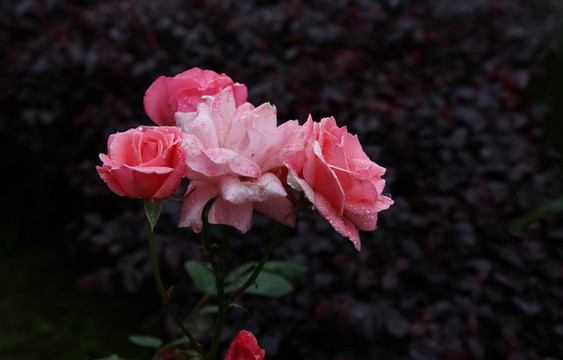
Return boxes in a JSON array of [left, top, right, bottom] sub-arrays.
[[179, 181, 219, 232], [219, 173, 287, 204], [315, 194, 361, 251], [254, 196, 296, 229], [209, 198, 253, 233], [96, 165, 127, 197], [304, 140, 345, 213]]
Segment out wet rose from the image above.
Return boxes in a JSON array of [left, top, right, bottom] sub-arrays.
[[97, 126, 186, 201], [224, 330, 265, 360], [177, 87, 302, 233], [285, 116, 393, 250], [144, 67, 248, 126]]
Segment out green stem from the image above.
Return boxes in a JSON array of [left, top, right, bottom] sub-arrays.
[[187, 293, 210, 323], [146, 220, 206, 358], [228, 223, 283, 304], [205, 224, 232, 360]]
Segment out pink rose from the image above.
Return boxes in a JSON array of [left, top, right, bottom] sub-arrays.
[[97, 126, 186, 201], [224, 330, 265, 360], [177, 87, 302, 233], [285, 116, 393, 250], [144, 67, 248, 126]]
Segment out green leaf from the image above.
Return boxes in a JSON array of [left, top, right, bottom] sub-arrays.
[[143, 200, 162, 230], [241, 271, 294, 297], [184, 260, 216, 294], [263, 260, 307, 278], [510, 196, 563, 233], [225, 261, 257, 284], [199, 305, 219, 314], [161, 337, 190, 349], [128, 335, 163, 348]]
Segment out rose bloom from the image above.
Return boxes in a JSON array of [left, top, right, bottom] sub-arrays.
[[224, 330, 265, 360], [97, 126, 186, 201], [285, 116, 393, 250], [144, 67, 248, 126], [176, 86, 302, 233]]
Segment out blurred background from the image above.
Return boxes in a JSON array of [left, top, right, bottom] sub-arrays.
[[1, 0, 562, 359]]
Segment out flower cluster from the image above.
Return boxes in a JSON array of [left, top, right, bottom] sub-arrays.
[[97, 67, 392, 249], [96, 67, 393, 358]]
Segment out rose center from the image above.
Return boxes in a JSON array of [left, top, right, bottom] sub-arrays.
[[141, 138, 160, 163]]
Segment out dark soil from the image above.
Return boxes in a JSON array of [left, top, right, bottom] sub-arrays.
[[2, 1, 562, 359]]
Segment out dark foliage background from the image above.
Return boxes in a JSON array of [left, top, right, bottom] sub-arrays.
[[2, 0, 562, 359]]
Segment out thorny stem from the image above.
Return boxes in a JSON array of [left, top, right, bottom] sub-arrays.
[[187, 293, 211, 323], [206, 225, 231, 360], [146, 215, 206, 358], [228, 223, 284, 304]]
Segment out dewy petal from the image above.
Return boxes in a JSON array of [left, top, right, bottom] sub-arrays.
[[235, 127, 281, 170], [254, 197, 296, 229], [221, 102, 256, 149], [341, 131, 370, 163], [321, 131, 349, 170], [319, 116, 347, 142], [202, 148, 262, 178], [209, 198, 253, 233], [175, 111, 198, 131], [186, 103, 220, 149], [123, 165, 174, 175], [143, 68, 247, 126], [219, 173, 287, 204], [111, 165, 169, 200], [152, 153, 186, 200], [305, 141, 345, 213], [96, 165, 127, 197], [315, 194, 361, 251], [277, 119, 307, 161], [286, 169, 316, 205], [232, 83, 249, 108], [225, 330, 265, 360], [143, 75, 178, 126], [247, 102, 278, 135], [344, 194, 393, 232], [330, 166, 379, 203], [285, 114, 392, 250], [107, 130, 137, 166], [179, 181, 219, 232], [183, 145, 262, 179], [210, 87, 237, 147]]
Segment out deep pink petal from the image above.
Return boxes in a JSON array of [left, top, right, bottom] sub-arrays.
[[110, 165, 168, 199], [97, 165, 127, 197], [232, 83, 249, 107], [143, 75, 177, 126], [304, 141, 345, 213], [321, 131, 349, 170], [330, 166, 379, 203], [143, 68, 247, 126], [315, 194, 361, 251], [107, 130, 137, 166], [225, 330, 265, 360]]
